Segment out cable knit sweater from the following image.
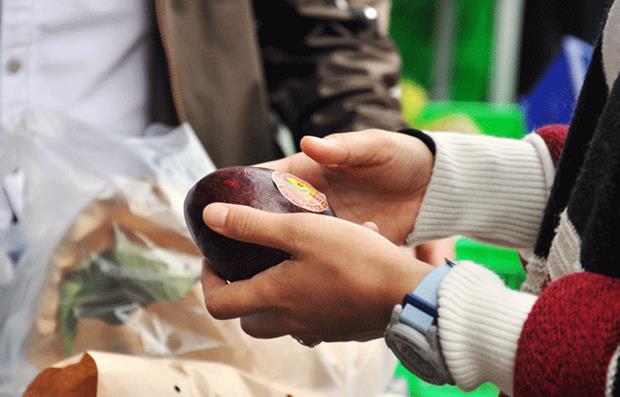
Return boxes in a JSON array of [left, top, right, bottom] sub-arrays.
[[407, 2, 620, 396]]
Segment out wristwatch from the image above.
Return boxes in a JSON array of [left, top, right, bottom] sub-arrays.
[[384, 260, 456, 385]]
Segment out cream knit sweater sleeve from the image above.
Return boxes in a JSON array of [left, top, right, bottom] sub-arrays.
[[407, 132, 555, 249]]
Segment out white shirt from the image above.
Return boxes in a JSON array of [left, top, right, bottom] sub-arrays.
[[0, 0, 150, 134], [0, 0, 150, 230]]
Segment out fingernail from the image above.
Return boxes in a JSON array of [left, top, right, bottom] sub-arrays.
[[306, 136, 340, 149], [203, 203, 229, 229]]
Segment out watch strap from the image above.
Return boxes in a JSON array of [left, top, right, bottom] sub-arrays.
[[385, 259, 456, 385], [400, 260, 455, 333], [386, 305, 455, 385]]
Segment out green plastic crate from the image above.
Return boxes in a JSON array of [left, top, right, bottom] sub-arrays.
[[389, 0, 495, 101], [414, 101, 527, 139], [455, 237, 526, 290], [394, 365, 500, 397]]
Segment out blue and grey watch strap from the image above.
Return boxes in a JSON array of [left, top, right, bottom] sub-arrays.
[[399, 259, 455, 333]]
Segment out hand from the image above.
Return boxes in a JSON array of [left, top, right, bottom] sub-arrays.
[[414, 238, 456, 267], [260, 129, 434, 245], [201, 203, 433, 342]]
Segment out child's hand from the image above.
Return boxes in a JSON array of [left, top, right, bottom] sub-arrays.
[[200, 203, 433, 343], [259, 129, 434, 245]]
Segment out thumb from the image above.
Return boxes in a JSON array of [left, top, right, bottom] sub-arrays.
[[300, 131, 389, 167]]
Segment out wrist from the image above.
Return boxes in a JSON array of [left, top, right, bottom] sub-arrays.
[[393, 255, 434, 305], [396, 131, 435, 243], [384, 259, 456, 385], [383, 255, 434, 325], [399, 128, 436, 156]]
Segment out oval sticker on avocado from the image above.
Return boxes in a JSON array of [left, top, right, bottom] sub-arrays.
[[272, 171, 330, 212]]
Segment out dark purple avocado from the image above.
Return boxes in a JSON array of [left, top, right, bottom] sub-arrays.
[[184, 166, 335, 281]]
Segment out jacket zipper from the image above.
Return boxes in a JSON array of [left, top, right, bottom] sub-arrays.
[[154, 0, 187, 122]]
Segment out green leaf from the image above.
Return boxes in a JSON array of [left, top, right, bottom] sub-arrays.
[[107, 228, 197, 302], [58, 280, 82, 355], [56, 226, 198, 351]]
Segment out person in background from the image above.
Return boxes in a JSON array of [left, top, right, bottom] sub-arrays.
[[0, 0, 403, 167], [153, 0, 409, 167], [200, 1, 620, 396], [0, 0, 450, 266]]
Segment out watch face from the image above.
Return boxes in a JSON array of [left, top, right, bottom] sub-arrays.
[[392, 338, 406, 352], [387, 329, 445, 385], [396, 339, 438, 379]]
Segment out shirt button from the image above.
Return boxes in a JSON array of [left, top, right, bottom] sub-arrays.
[[7, 59, 22, 74]]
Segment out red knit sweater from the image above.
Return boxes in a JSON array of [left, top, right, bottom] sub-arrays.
[[489, 123, 620, 397], [498, 6, 620, 394]]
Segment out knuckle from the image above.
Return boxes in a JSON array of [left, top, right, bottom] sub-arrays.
[[374, 129, 394, 145], [234, 210, 256, 239], [325, 131, 345, 140], [260, 264, 292, 304], [205, 298, 227, 320], [363, 128, 387, 140], [383, 135, 398, 153], [313, 213, 333, 233], [240, 317, 269, 338], [279, 214, 299, 236], [326, 132, 350, 147], [282, 214, 313, 246], [255, 277, 278, 303]]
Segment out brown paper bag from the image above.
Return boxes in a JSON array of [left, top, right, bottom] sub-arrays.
[[25, 348, 395, 397]]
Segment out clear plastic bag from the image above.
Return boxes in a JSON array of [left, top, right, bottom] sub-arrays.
[[0, 113, 215, 394], [0, 112, 397, 397], [0, 130, 20, 292]]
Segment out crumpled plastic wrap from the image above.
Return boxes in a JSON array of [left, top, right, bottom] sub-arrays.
[[27, 188, 206, 365]]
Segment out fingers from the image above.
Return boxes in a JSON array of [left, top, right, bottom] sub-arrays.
[[201, 261, 268, 319], [300, 130, 392, 167], [240, 314, 293, 339], [240, 315, 321, 341], [362, 221, 380, 233], [290, 335, 322, 347], [202, 261, 303, 332], [201, 260, 227, 289], [414, 238, 456, 267], [203, 203, 304, 255], [203, 202, 383, 261], [200, 262, 229, 309]]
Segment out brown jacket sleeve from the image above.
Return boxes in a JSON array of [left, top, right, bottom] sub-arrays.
[[253, 0, 408, 149]]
